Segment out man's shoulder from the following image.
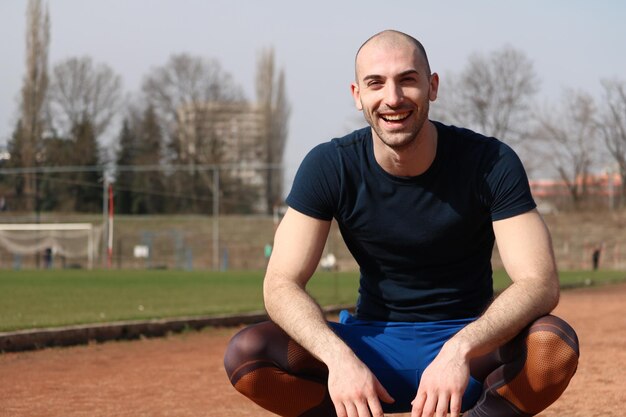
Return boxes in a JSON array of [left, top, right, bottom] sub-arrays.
[[435, 121, 502, 147], [330, 126, 371, 149], [303, 127, 370, 167], [434, 121, 514, 160], [305, 127, 370, 155]]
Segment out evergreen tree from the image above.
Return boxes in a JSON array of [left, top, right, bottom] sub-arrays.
[[39, 135, 75, 211], [19, 0, 50, 211], [114, 119, 137, 214], [132, 105, 165, 214], [70, 118, 102, 212], [5, 121, 26, 207]]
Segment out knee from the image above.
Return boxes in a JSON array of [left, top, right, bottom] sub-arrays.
[[528, 315, 579, 365], [492, 315, 579, 414], [525, 315, 579, 388], [223, 323, 272, 379]]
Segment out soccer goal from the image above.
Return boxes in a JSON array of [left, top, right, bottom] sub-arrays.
[[0, 223, 102, 269]]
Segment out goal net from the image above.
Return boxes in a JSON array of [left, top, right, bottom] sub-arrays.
[[0, 223, 103, 269]]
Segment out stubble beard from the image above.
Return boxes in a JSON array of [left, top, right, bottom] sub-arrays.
[[365, 102, 430, 152]]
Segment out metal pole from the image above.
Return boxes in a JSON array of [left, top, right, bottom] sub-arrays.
[[102, 175, 108, 268], [107, 183, 114, 269], [213, 167, 220, 271], [88, 225, 94, 270]]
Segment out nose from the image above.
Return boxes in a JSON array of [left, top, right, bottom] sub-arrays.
[[383, 81, 403, 107]]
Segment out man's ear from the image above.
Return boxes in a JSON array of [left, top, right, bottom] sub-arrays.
[[351, 82, 363, 110], [429, 72, 440, 102]]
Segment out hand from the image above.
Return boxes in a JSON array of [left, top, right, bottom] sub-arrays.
[[411, 342, 470, 417], [327, 353, 395, 417]]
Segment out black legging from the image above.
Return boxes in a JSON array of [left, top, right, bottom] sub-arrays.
[[224, 315, 579, 417]]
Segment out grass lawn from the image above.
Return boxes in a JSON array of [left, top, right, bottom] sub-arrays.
[[0, 269, 624, 332]]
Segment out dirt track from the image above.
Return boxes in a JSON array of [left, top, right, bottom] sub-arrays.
[[1, 282, 624, 417]]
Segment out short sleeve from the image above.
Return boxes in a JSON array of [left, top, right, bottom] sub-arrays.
[[285, 142, 341, 221], [484, 143, 536, 221]]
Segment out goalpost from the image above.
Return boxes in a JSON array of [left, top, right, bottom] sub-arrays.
[[0, 223, 102, 269]]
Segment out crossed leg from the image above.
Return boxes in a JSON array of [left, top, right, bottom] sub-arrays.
[[224, 315, 579, 416], [224, 321, 334, 417]]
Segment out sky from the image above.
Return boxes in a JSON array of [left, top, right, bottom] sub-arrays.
[[1, 0, 625, 188]]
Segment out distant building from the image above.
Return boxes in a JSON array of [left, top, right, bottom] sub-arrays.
[[530, 172, 622, 209], [176, 101, 273, 213]]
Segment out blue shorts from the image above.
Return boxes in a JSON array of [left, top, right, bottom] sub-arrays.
[[329, 310, 483, 413]]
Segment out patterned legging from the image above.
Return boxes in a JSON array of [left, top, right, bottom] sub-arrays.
[[224, 315, 579, 417]]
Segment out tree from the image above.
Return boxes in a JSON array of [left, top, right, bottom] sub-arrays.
[[69, 118, 102, 212], [19, 0, 50, 210], [142, 53, 243, 154], [256, 47, 290, 213], [142, 53, 243, 212], [598, 78, 626, 207], [4, 121, 27, 206], [38, 135, 75, 211], [131, 105, 165, 214], [537, 91, 598, 208], [433, 46, 539, 144], [47, 56, 122, 140], [114, 119, 137, 214]]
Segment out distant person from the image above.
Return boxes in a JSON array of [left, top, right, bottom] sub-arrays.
[[592, 243, 603, 271], [224, 30, 579, 417], [44, 247, 53, 269], [264, 243, 273, 265]]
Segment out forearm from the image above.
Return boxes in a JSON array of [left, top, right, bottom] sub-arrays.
[[264, 271, 354, 366], [444, 209, 562, 360], [446, 275, 559, 360]]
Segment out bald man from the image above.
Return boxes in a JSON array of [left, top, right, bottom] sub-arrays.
[[224, 30, 579, 417]]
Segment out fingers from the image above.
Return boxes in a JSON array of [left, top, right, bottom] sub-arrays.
[[435, 393, 450, 417], [374, 377, 395, 404], [355, 400, 373, 417], [449, 393, 462, 417], [367, 396, 385, 417], [412, 391, 460, 417], [334, 402, 346, 417], [411, 391, 426, 417], [336, 399, 384, 417], [420, 393, 438, 417]]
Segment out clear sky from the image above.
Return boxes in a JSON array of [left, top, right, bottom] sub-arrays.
[[1, 0, 625, 187]]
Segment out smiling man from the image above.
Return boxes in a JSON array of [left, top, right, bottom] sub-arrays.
[[224, 30, 579, 417]]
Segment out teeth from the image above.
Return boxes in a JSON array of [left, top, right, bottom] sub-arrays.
[[381, 112, 409, 121]]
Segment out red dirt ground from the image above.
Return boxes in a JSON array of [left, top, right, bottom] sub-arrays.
[[1, 282, 624, 417]]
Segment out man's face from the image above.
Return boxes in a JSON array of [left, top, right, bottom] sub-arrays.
[[351, 40, 438, 150]]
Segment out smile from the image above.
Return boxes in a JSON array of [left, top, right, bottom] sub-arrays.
[[380, 111, 411, 122]]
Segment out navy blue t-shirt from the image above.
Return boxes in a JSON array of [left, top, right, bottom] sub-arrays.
[[286, 121, 536, 322]]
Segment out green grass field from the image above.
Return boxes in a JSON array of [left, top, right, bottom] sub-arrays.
[[0, 269, 624, 332]]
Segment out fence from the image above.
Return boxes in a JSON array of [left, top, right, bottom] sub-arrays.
[[0, 163, 285, 270], [1, 165, 625, 273]]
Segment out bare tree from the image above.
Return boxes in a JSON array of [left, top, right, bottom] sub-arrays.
[[256, 47, 290, 213], [598, 78, 626, 207], [537, 91, 598, 208], [142, 53, 243, 212], [19, 0, 50, 210], [47, 56, 122, 139], [142, 53, 243, 155], [433, 46, 539, 144]]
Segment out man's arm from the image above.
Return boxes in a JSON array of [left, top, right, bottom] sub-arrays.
[[412, 209, 560, 417], [264, 207, 393, 417]]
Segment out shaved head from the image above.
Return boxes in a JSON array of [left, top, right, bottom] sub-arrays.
[[355, 30, 431, 82]]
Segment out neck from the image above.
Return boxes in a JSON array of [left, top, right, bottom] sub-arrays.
[[373, 121, 438, 177]]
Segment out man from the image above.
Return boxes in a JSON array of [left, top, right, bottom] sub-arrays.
[[224, 30, 579, 417]]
